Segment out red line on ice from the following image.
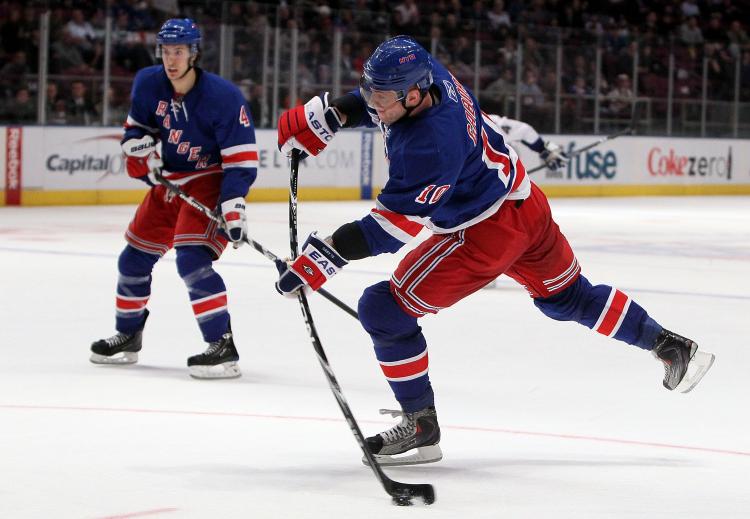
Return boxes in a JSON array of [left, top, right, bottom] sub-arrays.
[[94, 507, 179, 519], [3, 403, 748, 458]]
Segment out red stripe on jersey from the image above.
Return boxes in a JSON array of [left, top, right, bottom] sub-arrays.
[[596, 290, 628, 336], [192, 293, 228, 316], [159, 167, 223, 184], [481, 130, 512, 171], [511, 156, 527, 192], [371, 208, 423, 237], [116, 297, 148, 310], [222, 150, 259, 163], [380, 351, 429, 379]]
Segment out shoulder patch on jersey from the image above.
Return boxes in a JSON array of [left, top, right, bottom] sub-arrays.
[[442, 80, 458, 103]]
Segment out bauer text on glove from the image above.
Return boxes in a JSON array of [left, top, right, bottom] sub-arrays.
[[275, 233, 347, 295], [122, 135, 163, 186]]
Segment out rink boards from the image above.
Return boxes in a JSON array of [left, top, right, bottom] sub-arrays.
[[2, 125, 749, 206]]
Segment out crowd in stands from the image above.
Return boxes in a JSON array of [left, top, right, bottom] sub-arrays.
[[0, 0, 748, 132]]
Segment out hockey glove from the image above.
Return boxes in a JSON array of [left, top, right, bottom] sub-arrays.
[[277, 92, 343, 158], [275, 232, 348, 297], [220, 197, 248, 248], [122, 135, 163, 186], [539, 141, 569, 173]]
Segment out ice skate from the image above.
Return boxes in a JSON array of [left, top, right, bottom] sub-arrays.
[[90, 311, 148, 365], [652, 329, 715, 393], [90, 331, 143, 364], [187, 331, 241, 379], [363, 407, 442, 466]]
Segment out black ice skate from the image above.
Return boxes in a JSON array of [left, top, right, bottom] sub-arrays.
[[187, 331, 241, 379], [652, 329, 715, 393], [363, 407, 442, 466], [90, 311, 148, 365]]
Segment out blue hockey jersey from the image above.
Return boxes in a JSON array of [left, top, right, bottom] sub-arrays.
[[124, 65, 258, 202], [348, 59, 530, 256]]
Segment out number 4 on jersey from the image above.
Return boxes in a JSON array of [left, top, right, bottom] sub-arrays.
[[239, 105, 251, 127]]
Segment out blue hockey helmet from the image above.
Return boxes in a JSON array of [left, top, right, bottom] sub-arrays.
[[156, 18, 201, 58], [360, 36, 433, 105]]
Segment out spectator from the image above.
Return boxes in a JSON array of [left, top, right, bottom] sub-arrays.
[[96, 86, 128, 126], [680, 0, 701, 18], [679, 16, 704, 46], [3, 87, 36, 123], [483, 66, 516, 110], [0, 51, 30, 97], [568, 76, 592, 96], [64, 8, 97, 55], [727, 20, 749, 58], [50, 30, 90, 74], [112, 11, 154, 72], [487, 0, 511, 31], [66, 80, 97, 125], [520, 68, 545, 107], [45, 81, 62, 120], [394, 0, 420, 31], [0, 6, 25, 54], [703, 14, 728, 45], [606, 73, 634, 117], [48, 99, 68, 125]]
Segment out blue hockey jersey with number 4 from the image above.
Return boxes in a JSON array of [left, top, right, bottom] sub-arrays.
[[349, 59, 530, 256], [124, 65, 258, 202]]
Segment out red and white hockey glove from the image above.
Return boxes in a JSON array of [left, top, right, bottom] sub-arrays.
[[122, 135, 163, 186], [277, 92, 342, 158], [275, 232, 348, 297], [220, 197, 247, 248]]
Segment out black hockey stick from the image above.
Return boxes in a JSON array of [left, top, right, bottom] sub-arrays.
[[527, 126, 634, 174], [152, 169, 359, 320], [287, 149, 435, 506]]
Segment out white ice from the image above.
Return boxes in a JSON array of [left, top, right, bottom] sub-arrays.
[[1, 196, 749, 519]]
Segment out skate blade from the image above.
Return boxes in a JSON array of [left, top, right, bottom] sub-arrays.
[[89, 352, 138, 365], [189, 361, 241, 379], [362, 444, 443, 467], [675, 350, 715, 393]]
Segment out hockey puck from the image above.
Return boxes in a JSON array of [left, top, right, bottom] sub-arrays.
[[392, 495, 413, 506]]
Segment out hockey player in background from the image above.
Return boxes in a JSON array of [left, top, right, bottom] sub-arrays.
[[274, 36, 714, 465], [90, 18, 258, 379], [487, 114, 569, 174]]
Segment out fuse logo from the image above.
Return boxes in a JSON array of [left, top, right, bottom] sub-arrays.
[[647, 147, 732, 179], [553, 142, 617, 180]]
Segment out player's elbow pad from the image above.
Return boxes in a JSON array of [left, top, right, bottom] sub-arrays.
[[332, 221, 371, 260]]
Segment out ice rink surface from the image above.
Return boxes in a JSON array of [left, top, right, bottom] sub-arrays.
[[1, 196, 749, 518]]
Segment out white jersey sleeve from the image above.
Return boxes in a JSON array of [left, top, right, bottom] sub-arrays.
[[486, 115, 542, 149]]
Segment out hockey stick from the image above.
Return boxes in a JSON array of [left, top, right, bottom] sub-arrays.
[[527, 126, 634, 174], [287, 149, 435, 506], [152, 170, 359, 320]]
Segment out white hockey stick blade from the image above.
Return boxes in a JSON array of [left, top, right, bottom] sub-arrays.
[[90, 351, 138, 365], [675, 350, 715, 393], [362, 444, 443, 467], [189, 361, 241, 379]]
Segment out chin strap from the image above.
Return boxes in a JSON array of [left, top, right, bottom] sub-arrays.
[[400, 89, 429, 119]]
